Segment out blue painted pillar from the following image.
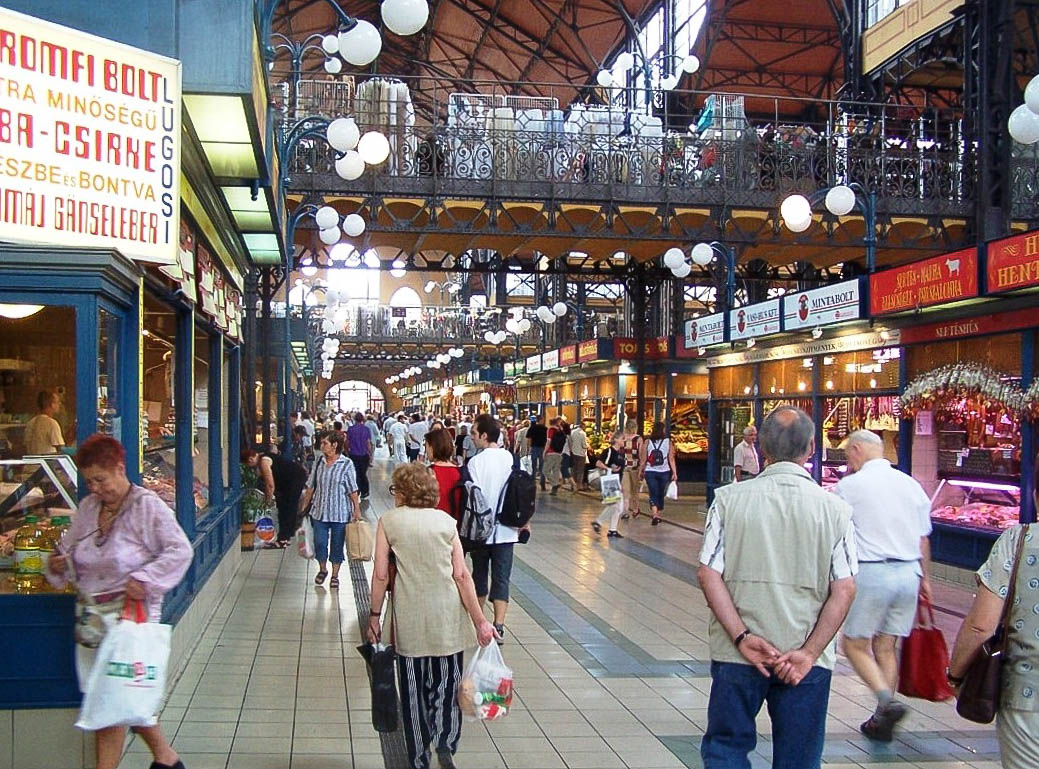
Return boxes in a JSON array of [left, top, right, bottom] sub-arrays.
[[175, 307, 196, 540], [228, 344, 242, 493], [812, 356, 822, 483], [897, 351, 913, 474], [707, 397, 719, 505], [1021, 333, 1036, 523]]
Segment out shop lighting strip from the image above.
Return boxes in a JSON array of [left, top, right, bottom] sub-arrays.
[[946, 479, 1020, 493]]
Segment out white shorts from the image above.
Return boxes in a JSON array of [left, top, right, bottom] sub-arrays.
[[843, 560, 920, 639]]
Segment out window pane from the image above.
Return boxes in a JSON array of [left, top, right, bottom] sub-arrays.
[[223, 346, 231, 491], [0, 306, 76, 459], [193, 328, 211, 519], [142, 295, 176, 509]]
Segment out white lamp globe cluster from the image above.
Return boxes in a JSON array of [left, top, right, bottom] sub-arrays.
[[595, 51, 699, 91], [313, 204, 367, 251], [1008, 75, 1039, 145], [320, 1, 428, 72], [780, 194, 812, 233], [325, 117, 391, 181]]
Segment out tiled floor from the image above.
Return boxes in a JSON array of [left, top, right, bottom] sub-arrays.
[[120, 454, 998, 769]]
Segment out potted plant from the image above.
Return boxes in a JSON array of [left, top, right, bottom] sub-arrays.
[[240, 464, 263, 550]]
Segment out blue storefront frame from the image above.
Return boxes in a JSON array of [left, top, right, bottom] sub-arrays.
[[0, 251, 242, 708]]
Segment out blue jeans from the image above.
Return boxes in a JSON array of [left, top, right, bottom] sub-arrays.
[[312, 519, 346, 564], [702, 661, 831, 769], [530, 446, 545, 486], [645, 471, 672, 512]]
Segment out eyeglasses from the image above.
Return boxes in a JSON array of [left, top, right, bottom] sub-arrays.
[[388, 485, 397, 494]]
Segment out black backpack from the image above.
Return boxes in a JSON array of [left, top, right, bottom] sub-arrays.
[[649, 440, 666, 467], [498, 467, 536, 528]]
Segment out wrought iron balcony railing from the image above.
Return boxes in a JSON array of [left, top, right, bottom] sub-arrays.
[[277, 76, 977, 216]]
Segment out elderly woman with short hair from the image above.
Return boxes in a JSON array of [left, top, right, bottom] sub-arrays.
[[368, 462, 496, 769], [48, 433, 193, 769]]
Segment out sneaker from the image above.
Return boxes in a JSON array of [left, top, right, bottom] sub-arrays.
[[860, 701, 907, 742], [149, 762, 186, 769], [621, 513, 631, 520], [550, 486, 559, 495], [607, 530, 623, 538], [591, 522, 602, 534], [436, 750, 457, 769], [493, 623, 506, 645]]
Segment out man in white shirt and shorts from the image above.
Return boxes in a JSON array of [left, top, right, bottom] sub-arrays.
[[732, 425, 759, 481], [835, 429, 933, 743]]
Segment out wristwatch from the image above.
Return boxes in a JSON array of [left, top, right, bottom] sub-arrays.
[[945, 667, 964, 686], [733, 629, 751, 648]]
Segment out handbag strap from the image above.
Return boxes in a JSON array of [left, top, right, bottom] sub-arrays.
[[997, 524, 1030, 654]]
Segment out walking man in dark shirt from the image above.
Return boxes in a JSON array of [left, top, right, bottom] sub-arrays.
[[526, 415, 548, 491]]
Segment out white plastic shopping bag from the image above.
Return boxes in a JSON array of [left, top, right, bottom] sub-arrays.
[[297, 516, 315, 560], [600, 472, 622, 504], [76, 602, 171, 730], [458, 642, 514, 721], [666, 481, 679, 500]]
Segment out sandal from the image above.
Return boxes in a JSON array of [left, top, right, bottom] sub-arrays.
[[591, 522, 602, 534], [651, 517, 661, 526], [329, 576, 340, 589], [315, 570, 327, 585], [631, 509, 641, 519]]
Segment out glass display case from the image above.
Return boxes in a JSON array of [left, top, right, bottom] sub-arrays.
[[0, 456, 78, 590], [671, 400, 708, 457]]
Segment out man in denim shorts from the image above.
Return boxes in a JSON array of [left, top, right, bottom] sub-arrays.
[[835, 430, 933, 742]]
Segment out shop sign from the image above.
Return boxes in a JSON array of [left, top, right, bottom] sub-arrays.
[[614, 337, 671, 360], [783, 279, 862, 330], [900, 306, 1039, 345], [559, 345, 577, 367], [728, 300, 781, 340], [869, 247, 978, 315], [0, 7, 181, 264], [526, 354, 542, 374], [195, 243, 227, 329], [707, 329, 900, 368], [987, 229, 1039, 293], [683, 313, 725, 348], [577, 338, 611, 362], [542, 349, 560, 371], [159, 218, 198, 298], [225, 287, 242, 341]]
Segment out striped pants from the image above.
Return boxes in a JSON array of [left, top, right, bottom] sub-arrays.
[[397, 651, 464, 769]]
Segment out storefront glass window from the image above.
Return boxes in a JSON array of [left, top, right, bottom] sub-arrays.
[[760, 358, 812, 397], [0, 305, 77, 459], [194, 328, 212, 519], [142, 295, 176, 510], [709, 366, 754, 398], [97, 309, 121, 442]]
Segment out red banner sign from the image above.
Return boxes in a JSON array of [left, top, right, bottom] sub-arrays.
[[900, 306, 1039, 345], [988, 229, 1039, 293], [577, 339, 603, 362], [869, 247, 978, 315], [559, 345, 577, 367], [614, 337, 671, 360]]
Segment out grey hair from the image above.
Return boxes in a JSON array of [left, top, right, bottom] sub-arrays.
[[743, 425, 757, 436], [759, 406, 815, 463], [846, 429, 882, 448]]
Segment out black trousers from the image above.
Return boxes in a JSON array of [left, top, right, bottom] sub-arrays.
[[275, 481, 304, 541], [350, 454, 370, 497], [397, 652, 464, 769]]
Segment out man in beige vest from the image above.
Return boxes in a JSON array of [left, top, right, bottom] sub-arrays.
[[698, 406, 858, 769]]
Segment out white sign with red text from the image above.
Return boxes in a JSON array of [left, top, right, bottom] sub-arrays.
[[783, 280, 861, 330], [728, 299, 781, 341], [0, 7, 180, 263], [683, 313, 725, 349]]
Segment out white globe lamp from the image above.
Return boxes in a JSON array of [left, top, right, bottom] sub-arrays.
[[1008, 104, 1039, 145], [663, 247, 686, 270], [318, 227, 340, 245], [681, 55, 700, 74], [327, 118, 359, 152], [323, 57, 342, 75], [672, 262, 692, 278], [321, 34, 340, 54], [357, 131, 391, 165], [781, 194, 813, 232], [615, 52, 635, 72], [552, 301, 567, 317], [660, 74, 679, 91], [315, 205, 339, 230], [690, 242, 714, 266], [1026, 74, 1039, 114], [342, 213, 366, 237], [339, 20, 382, 67], [596, 69, 613, 88], [335, 150, 365, 181], [381, 0, 430, 36], [824, 185, 856, 217], [484, 331, 494, 343], [518, 318, 531, 333]]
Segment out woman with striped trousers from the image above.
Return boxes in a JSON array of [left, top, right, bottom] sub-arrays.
[[368, 462, 496, 769]]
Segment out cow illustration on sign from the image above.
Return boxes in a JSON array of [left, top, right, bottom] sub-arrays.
[[945, 257, 961, 277]]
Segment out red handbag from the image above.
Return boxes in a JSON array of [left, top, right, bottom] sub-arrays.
[[898, 596, 955, 702]]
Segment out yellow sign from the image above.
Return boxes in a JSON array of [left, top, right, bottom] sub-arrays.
[[0, 7, 181, 263]]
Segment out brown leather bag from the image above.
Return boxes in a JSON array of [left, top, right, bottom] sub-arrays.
[[955, 525, 1029, 724]]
